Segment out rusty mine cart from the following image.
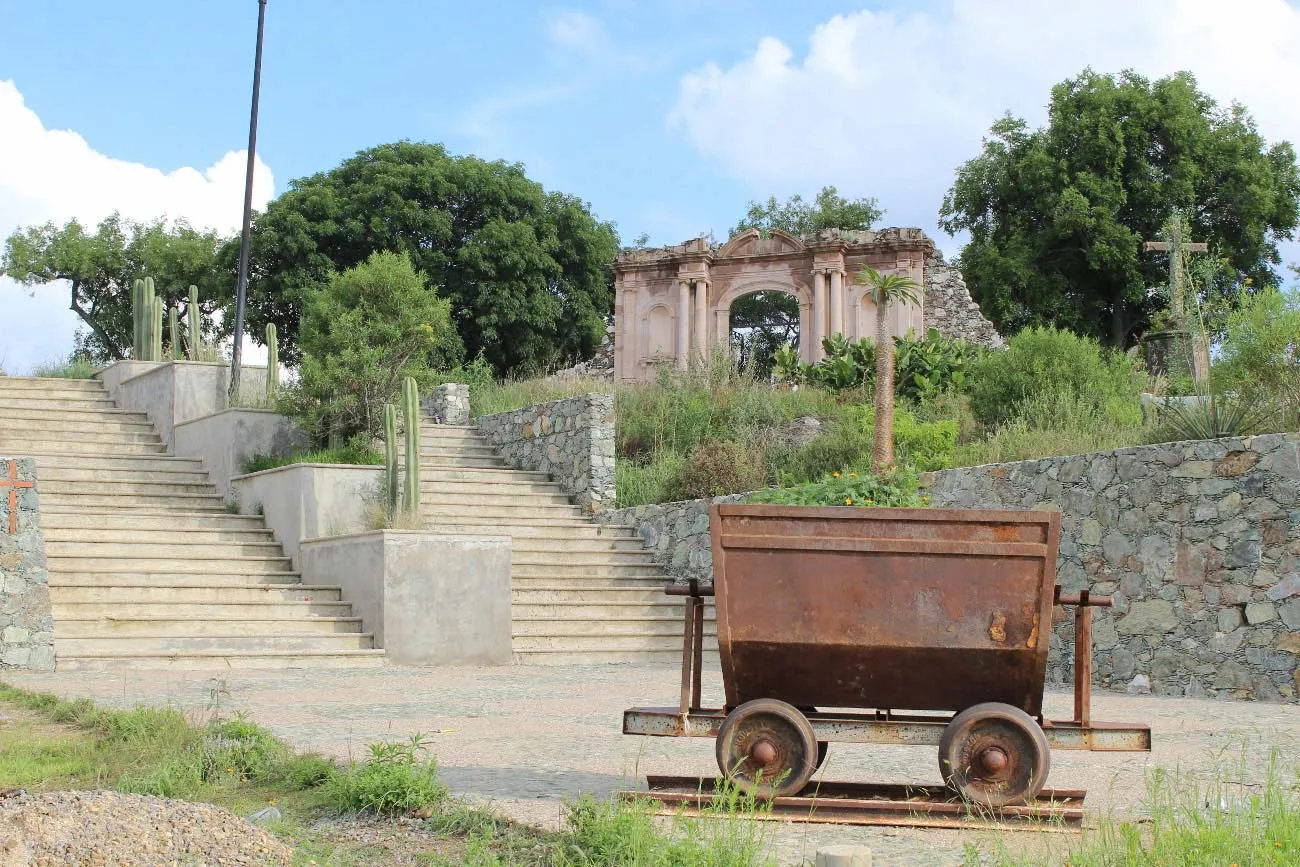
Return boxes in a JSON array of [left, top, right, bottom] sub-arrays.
[[623, 504, 1152, 808]]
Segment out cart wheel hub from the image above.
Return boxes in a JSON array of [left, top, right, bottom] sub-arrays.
[[749, 739, 778, 766], [977, 746, 1009, 774]]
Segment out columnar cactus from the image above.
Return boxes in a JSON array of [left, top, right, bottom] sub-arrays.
[[131, 278, 146, 359], [383, 403, 399, 519], [187, 285, 200, 361], [151, 295, 164, 363], [401, 376, 421, 518], [169, 307, 180, 360], [131, 277, 165, 361], [265, 323, 279, 397]]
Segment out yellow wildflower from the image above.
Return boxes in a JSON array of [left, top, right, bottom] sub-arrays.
[[845, 498, 853, 505], [849, 472, 857, 478], [832, 471, 840, 478]]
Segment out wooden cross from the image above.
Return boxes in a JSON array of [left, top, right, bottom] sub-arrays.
[[1142, 214, 1207, 321], [1, 459, 34, 535]]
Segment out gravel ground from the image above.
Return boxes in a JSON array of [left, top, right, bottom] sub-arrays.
[[0, 789, 291, 866], [6, 663, 1300, 867]]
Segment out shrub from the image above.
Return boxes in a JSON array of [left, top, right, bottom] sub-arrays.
[[242, 437, 384, 474], [1215, 286, 1300, 429], [321, 735, 447, 816], [749, 468, 925, 507], [616, 453, 684, 508], [32, 355, 96, 379], [670, 440, 767, 500], [763, 414, 873, 485], [778, 330, 975, 399], [294, 251, 453, 442], [959, 388, 1148, 465], [968, 326, 1145, 428], [202, 715, 289, 783], [892, 410, 958, 471]]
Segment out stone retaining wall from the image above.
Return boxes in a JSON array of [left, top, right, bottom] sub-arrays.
[[426, 383, 471, 426], [604, 433, 1300, 702], [0, 457, 54, 671], [476, 394, 615, 513]]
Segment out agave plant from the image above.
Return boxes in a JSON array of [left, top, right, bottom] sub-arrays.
[[1154, 392, 1271, 441]]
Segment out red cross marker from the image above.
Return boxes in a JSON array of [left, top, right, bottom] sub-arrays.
[[1, 460, 34, 535]]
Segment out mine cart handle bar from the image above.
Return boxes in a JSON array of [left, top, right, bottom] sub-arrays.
[[1055, 587, 1112, 608], [664, 580, 714, 597]]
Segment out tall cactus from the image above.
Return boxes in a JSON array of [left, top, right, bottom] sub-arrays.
[[401, 376, 421, 518], [383, 403, 399, 520], [169, 306, 180, 360], [132, 279, 146, 359], [265, 323, 279, 398], [187, 285, 200, 361], [151, 294, 164, 363]]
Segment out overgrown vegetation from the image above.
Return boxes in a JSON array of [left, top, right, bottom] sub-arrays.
[[242, 439, 385, 474], [0, 683, 777, 867], [31, 355, 97, 379]]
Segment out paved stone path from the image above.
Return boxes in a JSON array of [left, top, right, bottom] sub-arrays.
[[6, 663, 1299, 866]]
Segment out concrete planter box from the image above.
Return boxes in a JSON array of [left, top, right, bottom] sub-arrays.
[[107, 361, 270, 451], [231, 463, 382, 566], [95, 360, 165, 401], [173, 409, 307, 499], [300, 531, 512, 666]]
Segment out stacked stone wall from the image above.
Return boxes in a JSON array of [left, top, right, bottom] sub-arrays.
[[425, 383, 471, 426], [476, 394, 615, 512], [0, 457, 54, 670], [924, 251, 1004, 349], [603, 434, 1300, 702]]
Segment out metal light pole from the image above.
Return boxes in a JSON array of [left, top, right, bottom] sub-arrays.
[[229, 0, 268, 402]]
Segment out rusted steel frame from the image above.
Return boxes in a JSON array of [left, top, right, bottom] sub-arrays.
[[623, 707, 1151, 752], [718, 534, 1049, 558], [668, 580, 713, 715], [677, 597, 694, 716], [691, 598, 704, 710], [1053, 587, 1113, 728]]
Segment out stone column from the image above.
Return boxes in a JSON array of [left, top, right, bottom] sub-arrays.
[[812, 270, 828, 361], [829, 269, 844, 338], [676, 280, 690, 371], [693, 280, 708, 361]]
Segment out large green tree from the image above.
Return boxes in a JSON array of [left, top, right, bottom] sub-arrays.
[[940, 69, 1300, 346], [729, 186, 883, 373], [233, 141, 620, 375], [1, 214, 227, 362]]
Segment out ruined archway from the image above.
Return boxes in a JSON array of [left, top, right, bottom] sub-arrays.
[[727, 289, 801, 377]]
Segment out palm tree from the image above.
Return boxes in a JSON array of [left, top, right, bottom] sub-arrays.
[[855, 265, 922, 474]]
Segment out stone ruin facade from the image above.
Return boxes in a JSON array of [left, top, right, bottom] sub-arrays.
[[611, 227, 1001, 382]]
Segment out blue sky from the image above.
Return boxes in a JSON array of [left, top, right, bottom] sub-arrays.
[[3, 0, 1300, 372]]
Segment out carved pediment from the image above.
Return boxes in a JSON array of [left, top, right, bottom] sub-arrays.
[[718, 228, 806, 259]]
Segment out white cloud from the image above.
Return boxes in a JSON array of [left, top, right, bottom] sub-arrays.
[[0, 79, 275, 374], [671, 0, 1300, 261], [545, 9, 610, 57]]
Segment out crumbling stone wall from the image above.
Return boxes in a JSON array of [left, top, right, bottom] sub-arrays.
[[476, 394, 615, 513], [923, 251, 1004, 349], [603, 434, 1300, 702], [0, 457, 54, 671], [425, 383, 471, 426]]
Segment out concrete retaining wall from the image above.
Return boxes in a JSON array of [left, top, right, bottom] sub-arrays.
[[231, 463, 382, 567], [300, 531, 512, 665], [105, 361, 269, 451], [476, 393, 615, 513], [603, 433, 1300, 702], [174, 409, 307, 499], [0, 457, 53, 671]]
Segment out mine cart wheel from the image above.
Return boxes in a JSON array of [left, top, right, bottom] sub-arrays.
[[938, 702, 1051, 808], [716, 699, 818, 798], [796, 707, 829, 773]]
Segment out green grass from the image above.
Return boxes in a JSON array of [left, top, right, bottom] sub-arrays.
[[0, 682, 777, 867], [243, 445, 385, 474], [31, 356, 97, 379]]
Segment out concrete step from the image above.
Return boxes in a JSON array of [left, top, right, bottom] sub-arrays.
[[421, 491, 573, 507], [28, 455, 204, 473], [511, 634, 720, 652], [39, 512, 266, 531], [57, 616, 364, 637], [425, 514, 608, 529], [0, 430, 163, 447], [511, 566, 667, 581], [512, 587, 673, 604], [52, 600, 352, 618], [48, 570, 299, 587], [506, 538, 650, 554], [0, 395, 118, 410], [417, 456, 508, 469], [35, 466, 210, 484], [55, 633, 375, 654], [39, 494, 228, 510], [512, 649, 719, 665], [426, 523, 636, 540], [55, 649, 387, 671], [513, 616, 717, 636], [0, 416, 155, 434], [0, 377, 105, 393], [0, 404, 145, 420], [422, 503, 583, 520], [0, 439, 168, 456], [421, 468, 550, 483], [418, 479, 565, 496], [512, 601, 709, 618], [41, 480, 218, 497], [511, 552, 660, 568], [52, 584, 338, 604], [45, 541, 285, 559], [44, 527, 275, 545], [47, 556, 293, 575]]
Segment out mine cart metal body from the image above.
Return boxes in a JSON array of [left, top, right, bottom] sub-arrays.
[[623, 504, 1152, 807]]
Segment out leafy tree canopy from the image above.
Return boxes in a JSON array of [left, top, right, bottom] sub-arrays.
[[291, 250, 453, 442], [234, 141, 620, 376], [1, 213, 226, 362], [731, 185, 883, 238], [940, 68, 1300, 347]]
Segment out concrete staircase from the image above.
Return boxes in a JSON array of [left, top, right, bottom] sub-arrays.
[[0, 375, 383, 670], [413, 420, 718, 664]]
